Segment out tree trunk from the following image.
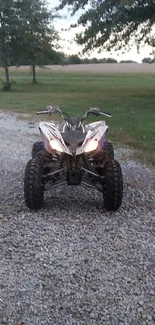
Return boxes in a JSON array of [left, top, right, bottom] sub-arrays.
[[1, 13, 10, 91], [3, 57, 11, 91], [5, 64, 10, 86], [32, 64, 37, 84]]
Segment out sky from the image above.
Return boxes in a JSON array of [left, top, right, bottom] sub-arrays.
[[48, 0, 153, 63]]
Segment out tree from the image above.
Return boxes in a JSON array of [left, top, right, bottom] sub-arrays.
[[98, 58, 107, 63], [142, 57, 153, 64], [47, 50, 66, 65], [119, 60, 137, 63], [89, 57, 98, 64], [57, 1, 155, 54], [0, 0, 21, 90], [66, 54, 81, 64], [18, 0, 58, 83], [0, 0, 58, 90], [81, 57, 90, 64], [106, 58, 118, 63]]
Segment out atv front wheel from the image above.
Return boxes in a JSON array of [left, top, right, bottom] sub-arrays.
[[103, 159, 123, 211], [103, 141, 114, 159], [32, 141, 44, 158], [24, 158, 44, 210]]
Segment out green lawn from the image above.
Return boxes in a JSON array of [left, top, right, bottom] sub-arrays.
[[0, 70, 155, 165]]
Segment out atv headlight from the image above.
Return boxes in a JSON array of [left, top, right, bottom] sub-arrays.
[[85, 139, 98, 153], [50, 139, 63, 152]]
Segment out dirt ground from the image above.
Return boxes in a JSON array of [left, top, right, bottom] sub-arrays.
[[1, 63, 155, 74]]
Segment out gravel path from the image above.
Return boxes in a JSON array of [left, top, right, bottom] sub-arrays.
[[0, 112, 155, 325]]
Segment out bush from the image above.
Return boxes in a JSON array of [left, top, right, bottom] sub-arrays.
[[0, 80, 15, 91]]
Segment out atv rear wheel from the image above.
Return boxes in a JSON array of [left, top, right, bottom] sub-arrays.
[[32, 141, 44, 158], [103, 159, 123, 211], [24, 158, 44, 210], [103, 141, 114, 159]]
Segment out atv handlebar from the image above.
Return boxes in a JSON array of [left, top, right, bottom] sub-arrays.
[[37, 106, 60, 115], [37, 105, 111, 121], [81, 108, 111, 121]]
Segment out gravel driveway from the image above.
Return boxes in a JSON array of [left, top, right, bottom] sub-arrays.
[[0, 112, 155, 325]]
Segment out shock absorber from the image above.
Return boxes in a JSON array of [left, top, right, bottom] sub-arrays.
[[58, 153, 65, 169]]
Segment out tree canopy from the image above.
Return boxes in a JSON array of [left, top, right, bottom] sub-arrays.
[[57, 0, 155, 53]]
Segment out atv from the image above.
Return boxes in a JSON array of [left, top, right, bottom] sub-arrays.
[[24, 106, 123, 211]]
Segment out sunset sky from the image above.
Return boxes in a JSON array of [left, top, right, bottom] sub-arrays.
[[49, 0, 153, 63]]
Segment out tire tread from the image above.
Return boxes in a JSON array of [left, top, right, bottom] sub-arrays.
[[103, 141, 114, 159], [32, 141, 44, 158], [104, 159, 123, 211], [24, 158, 44, 210]]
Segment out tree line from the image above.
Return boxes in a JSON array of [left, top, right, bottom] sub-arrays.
[[4, 49, 155, 67], [5, 53, 135, 66], [60, 56, 136, 65], [60, 56, 155, 65]]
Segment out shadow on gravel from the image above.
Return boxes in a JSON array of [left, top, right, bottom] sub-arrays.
[[44, 195, 103, 212]]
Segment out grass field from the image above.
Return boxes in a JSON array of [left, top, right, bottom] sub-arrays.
[[0, 68, 155, 165]]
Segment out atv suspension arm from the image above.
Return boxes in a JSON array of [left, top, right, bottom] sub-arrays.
[[81, 167, 104, 179], [42, 167, 66, 182], [81, 181, 103, 193]]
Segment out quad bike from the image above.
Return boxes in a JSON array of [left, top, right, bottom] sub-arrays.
[[24, 106, 123, 211]]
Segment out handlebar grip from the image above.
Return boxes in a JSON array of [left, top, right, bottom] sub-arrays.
[[37, 111, 50, 115], [100, 112, 111, 118]]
